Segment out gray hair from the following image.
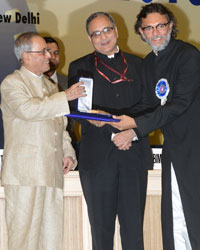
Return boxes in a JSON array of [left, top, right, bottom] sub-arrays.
[[14, 32, 40, 61], [86, 12, 116, 36]]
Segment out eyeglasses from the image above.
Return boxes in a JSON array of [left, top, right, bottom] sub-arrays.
[[141, 22, 169, 34], [25, 48, 49, 56], [90, 26, 114, 38]]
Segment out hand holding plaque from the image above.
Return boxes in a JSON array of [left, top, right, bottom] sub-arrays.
[[66, 77, 120, 122], [64, 81, 86, 101]]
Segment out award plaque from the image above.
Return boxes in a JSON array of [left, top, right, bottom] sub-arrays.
[[66, 77, 120, 122]]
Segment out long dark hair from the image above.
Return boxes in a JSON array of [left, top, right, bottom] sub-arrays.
[[135, 3, 178, 38]]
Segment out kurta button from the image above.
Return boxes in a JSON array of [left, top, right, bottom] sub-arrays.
[[54, 148, 57, 152], [43, 88, 46, 92], [55, 132, 58, 136], [116, 93, 119, 97]]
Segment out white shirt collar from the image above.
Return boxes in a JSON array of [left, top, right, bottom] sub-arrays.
[[50, 71, 58, 84], [107, 46, 119, 59]]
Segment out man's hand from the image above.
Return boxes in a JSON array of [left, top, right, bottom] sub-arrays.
[[62, 156, 75, 174], [113, 129, 136, 150], [110, 115, 137, 131], [87, 110, 110, 127], [87, 119, 107, 127], [65, 81, 86, 101]]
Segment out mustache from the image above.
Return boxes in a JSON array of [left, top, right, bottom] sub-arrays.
[[149, 35, 165, 42]]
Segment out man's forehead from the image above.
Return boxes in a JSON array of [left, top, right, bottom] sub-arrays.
[[31, 36, 46, 48], [89, 15, 112, 30], [47, 42, 59, 50], [142, 13, 168, 25]]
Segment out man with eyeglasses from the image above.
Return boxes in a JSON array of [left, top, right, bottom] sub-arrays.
[[43, 36, 68, 91], [68, 11, 152, 250], [0, 31, 86, 250], [109, 3, 200, 250]]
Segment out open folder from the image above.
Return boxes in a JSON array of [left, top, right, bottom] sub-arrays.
[[65, 77, 120, 122]]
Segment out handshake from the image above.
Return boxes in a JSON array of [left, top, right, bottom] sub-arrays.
[[88, 110, 137, 151]]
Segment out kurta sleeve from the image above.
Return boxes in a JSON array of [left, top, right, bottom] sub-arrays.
[[0, 71, 70, 122]]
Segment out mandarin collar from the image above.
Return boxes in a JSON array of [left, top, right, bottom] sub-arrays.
[[152, 38, 176, 57], [21, 66, 43, 78]]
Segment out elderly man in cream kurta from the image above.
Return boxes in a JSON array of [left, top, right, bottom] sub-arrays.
[[0, 32, 86, 250]]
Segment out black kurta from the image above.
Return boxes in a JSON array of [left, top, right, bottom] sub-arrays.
[[135, 38, 200, 250], [68, 50, 152, 250]]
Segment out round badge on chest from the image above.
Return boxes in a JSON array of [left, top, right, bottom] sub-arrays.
[[155, 78, 170, 106]]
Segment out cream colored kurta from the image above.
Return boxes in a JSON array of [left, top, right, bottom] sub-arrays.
[[0, 66, 77, 189]]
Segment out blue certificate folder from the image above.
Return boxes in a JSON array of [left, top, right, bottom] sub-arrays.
[[66, 111, 120, 122]]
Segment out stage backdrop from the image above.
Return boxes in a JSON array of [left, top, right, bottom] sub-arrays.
[[0, 0, 200, 149]]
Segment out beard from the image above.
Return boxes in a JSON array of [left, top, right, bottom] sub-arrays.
[[145, 31, 171, 53]]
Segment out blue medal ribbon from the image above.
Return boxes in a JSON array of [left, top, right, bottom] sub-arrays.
[[155, 78, 170, 105]]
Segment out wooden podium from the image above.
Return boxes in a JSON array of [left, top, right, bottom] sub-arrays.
[[0, 170, 162, 250]]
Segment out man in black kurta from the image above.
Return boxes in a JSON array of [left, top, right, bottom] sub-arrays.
[[110, 3, 200, 250], [68, 12, 152, 250]]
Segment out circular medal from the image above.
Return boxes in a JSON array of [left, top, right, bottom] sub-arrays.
[[155, 78, 170, 105]]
